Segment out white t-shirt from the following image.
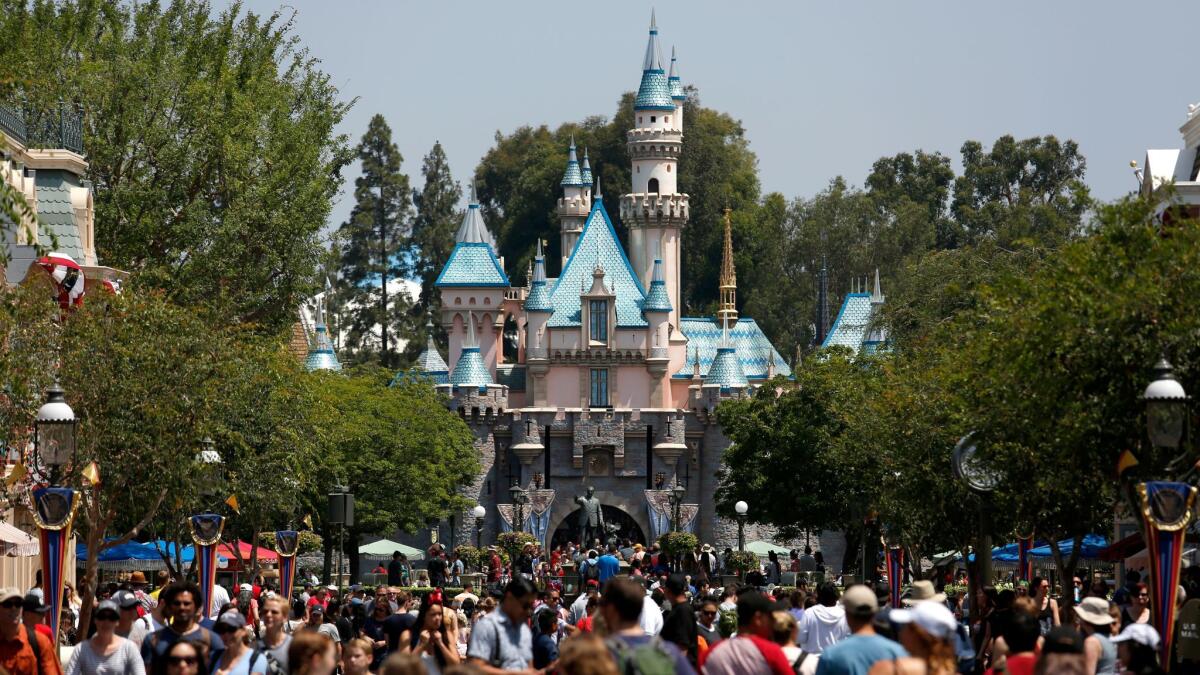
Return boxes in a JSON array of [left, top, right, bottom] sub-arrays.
[[65, 637, 145, 675], [638, 595, 663, 636], [209, 584, 231, 619]]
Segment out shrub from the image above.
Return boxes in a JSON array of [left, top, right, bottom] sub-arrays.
[[657, 531, 699, 558], [455, 545, 483, 571], [725, 550, 760, 574], [495, 531, 538, 563]]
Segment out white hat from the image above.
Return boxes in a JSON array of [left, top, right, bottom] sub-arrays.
[[1112, 623, 1161, 650], [239, 583, 252, 592], [891, 601, 958, 640], [1074, 597, 1114, 626]]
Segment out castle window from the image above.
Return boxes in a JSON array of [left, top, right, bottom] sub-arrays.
[[666, 116, 671, 124], [648, 178, 659, 194], [666, 165, 671, 173], [589, 300, 608, 342], [638, 116, 642, 124], [650, 116, 656, 123], [590, 369, 609, 408]]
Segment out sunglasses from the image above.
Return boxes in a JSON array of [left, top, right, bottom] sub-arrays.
[[0, 600, 21, 609], [168, 656, 198, 666], [701, 610, 717, 616]]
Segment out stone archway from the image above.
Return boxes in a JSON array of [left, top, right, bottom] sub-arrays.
[[550, 505, 647, 550]]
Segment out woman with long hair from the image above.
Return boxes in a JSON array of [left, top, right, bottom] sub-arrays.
[[868, 602, 959, 675], [401, 592, 459, 674], [1121, 583, 1152, 629], [152, 640, 207, 675], [65, 599, 145, 675], [287, 631, 337, 675], [1030, 576, 1060, 635], [210, 611, 267, 675]]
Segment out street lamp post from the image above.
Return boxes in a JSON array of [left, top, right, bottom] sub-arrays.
[[510, 483, 529, 534], [327, 485, 354, 587], [953, 431, 999, 618], [668, 481, 686, 532], [472, 505, 486, 550], [735, 500, 748, 552], [30, 381, 80, 646], [191, 438, 227, 620]]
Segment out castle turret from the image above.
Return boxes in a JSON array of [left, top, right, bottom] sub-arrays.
[[557, 137, 591, 270], [621, 11, 688, 329], [668, 46, 685, 133], [305, 299, 342, 372], [704, 320, 748, 392], [642, 256, 672, 406], [717, 207, 737, 326], [524, 240, 552, 405]]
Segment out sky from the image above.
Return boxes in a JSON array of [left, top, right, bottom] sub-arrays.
[[228, 0, 1200, 232]]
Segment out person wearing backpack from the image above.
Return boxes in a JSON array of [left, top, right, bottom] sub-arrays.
[[466, 578, 537, 674], [142, 582, 226, 670], [209, 611, 268, 675], [600, 576, 696, 675]]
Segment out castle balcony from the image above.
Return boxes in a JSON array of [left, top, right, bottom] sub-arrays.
[[1, 102, 84, 155], [620, 192, 689, 227], [626, 127, 682, 144], [504, 287, 526, 302]]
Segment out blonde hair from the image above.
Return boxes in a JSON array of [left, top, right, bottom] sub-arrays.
[[345, 637, 373, 658], [770, 610, 797, 646], [380, 653, 424, 675], [558, 634, 619, 675], [908, 625, 958, 675]]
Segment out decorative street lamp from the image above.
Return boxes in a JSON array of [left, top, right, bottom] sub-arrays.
[[472, 505, 486, 549], [668, 481, 686, 532], [1143, 356, 1189, 451], [29, 381, 80, 646], [191, 437, 227, 620], [1136, 355, 1196, 666], [510, 482, 530, 534], [735, 500, 748, 552], [953, 431, 999, 618]]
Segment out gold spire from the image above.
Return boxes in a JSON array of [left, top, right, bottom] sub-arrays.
[[718, 206, 737, 324]]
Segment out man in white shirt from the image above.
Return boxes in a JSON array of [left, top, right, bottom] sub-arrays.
[[639, 592, 663, 636], [208, 582, 230, 620], [796, 582, 849, 654]]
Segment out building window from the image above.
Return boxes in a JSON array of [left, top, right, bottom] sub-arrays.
[[666, 116, 671, 124], [648, 178, 659, 193], [650, 116, 656, 123], [638, 116, 642, 124], [590, 369, 609, 407], [589, 300, 608, 341]]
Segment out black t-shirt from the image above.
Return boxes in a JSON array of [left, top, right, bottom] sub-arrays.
[[387, 560, 403, 586], [428, 557, 447, 581], [660, 600, 699, 665], [363, 613, 415, 669]]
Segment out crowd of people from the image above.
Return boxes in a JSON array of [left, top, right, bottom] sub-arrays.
[[0, 543, 1185, 675]]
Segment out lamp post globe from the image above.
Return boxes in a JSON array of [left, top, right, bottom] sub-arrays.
[[734, 500, 748, 552], [472, 505, 486, 549], [1144, 357, 1189, 451], [34, 381, 77, 483]]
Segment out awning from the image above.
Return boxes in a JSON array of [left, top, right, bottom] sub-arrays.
[[744, 540, 792, 558], [1028, 534, 1109, 560], [359, 539, 425, 561], [217, 540, 279, 563], [1099, 533, 1145, 562], [0, 522, 38, 557]]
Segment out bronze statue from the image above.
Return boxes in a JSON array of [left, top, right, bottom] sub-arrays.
[[574, 486, 606, 546]]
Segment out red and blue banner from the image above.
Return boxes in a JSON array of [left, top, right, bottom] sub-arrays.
[[1017, 536, 1034, 583], [275, 530, 299, 602], [1137, 481, 1197, 668], [190, 514, 225, 620], [30, 486, 79, 645], [885, 546, 904, 608]]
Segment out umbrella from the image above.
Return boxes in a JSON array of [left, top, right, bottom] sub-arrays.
[[744, 540, 792, 558], [359, 539, 425, 561], [1028, 534, 1109, 560]]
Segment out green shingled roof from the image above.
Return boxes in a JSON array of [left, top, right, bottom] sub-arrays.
[[34, 170, 84, 260]]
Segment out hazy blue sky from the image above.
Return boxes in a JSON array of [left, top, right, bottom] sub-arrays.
[[230, 0, 1200, 231]]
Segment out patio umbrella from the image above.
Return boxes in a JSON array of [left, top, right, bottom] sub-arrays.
[[359, 539, 425, 561]]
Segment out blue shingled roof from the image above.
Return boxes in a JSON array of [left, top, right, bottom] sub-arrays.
[[674, 318, 792, 380], [706, 346, 749, 389], [580, 152, 593, 186], [821, 293, 874, 353], [668, 76, 684, 101], [435, 242, 509, 287], [635, 70, 675, 111], [561, 160, 583, 187], [495, 364, 526, 391], [548, 201, 647, 328], [305, 325, 343, 372], [642, 259, 671, 313], [34, 170, 85, 261], [450, 347, 490, 388], [525, 281, 551, 312]]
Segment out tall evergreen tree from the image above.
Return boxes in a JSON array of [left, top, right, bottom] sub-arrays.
[[338, 114, 412, 367], [410, 141, 462, 331]]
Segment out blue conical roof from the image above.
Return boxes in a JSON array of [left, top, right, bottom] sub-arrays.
[[393, 321, 449, 386], [635, 12, 674, 111], [561, 137, 584, 187], [580, 148, 593, 187], [305, 324, 342, 372], [525, 240, 552, 312], [668, 47, 685, 101], [642, 258, 672, 313], [706, 346, 748, 389], [449, 314, 492, 388]]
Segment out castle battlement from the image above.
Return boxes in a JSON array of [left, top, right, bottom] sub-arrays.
[[619, 192, 689, 226]]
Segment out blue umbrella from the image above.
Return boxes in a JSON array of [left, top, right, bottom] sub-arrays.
[[1028, 534, 1108, 559]]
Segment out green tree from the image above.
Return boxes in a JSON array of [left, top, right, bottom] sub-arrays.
[[410, 141, 461, 336], [338, 114, 413, 367], [0, 0, 352, 332]]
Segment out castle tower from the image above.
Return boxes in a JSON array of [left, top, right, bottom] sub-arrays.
[[668, 46, 685, 133], [620, 10, 688, 329], [717, 207, 737, 325], [557, 137, 591, 270], [524, 239, 552, 405]]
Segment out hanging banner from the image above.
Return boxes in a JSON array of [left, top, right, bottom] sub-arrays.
[[31, 486, 79, 645], [1137, 481, 1197, 668], [275, 530, 299, 602], [190, 513, 225, 619], [885, 546, 904, 608], [1017, 536, 1034, 583]]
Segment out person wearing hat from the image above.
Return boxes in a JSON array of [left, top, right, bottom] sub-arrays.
[[302, 603, 342, 661], [1112, 623, 1164, 674], [20, 592, 50, 640], [113, 589, 152, 648], [0, 587, 60, 675], [128, 571, 156, 614], [867, 602, 959, 675], [210, 610, 268, 674], [1074, 596, 1119, 675], [64, 598, 145, 675], [817, 585, 907, 675]]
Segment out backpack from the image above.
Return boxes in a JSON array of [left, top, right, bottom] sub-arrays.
[[952, 623, 975, 675], [792, 650, 811, 675], [606, 636, 676, 675], [583, 560, 600, 582], [25, 625, 41, 667]]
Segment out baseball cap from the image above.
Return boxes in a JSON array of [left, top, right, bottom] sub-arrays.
[[310, 604, 325, 615], [21, 593, 48, 614], [112, 590, 139, 610], [214, 610, 247, 631], [890, 600, 957, 640], [0, 588, 22, 604], [1112, 623, 1161, 650], [95, 599, 120, 617], [239, 583, 252, 592], [841, 584, 879, 619]]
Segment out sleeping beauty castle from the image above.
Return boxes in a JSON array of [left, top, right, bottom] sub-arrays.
[[392, 14, 795, 549]]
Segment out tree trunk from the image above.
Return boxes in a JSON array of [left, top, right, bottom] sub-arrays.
[[1049, 534, 1083, 615], [348, 538, 361, 585], [841, 527, 861, 579]]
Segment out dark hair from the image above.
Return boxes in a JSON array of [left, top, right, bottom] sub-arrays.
[[1126, 641, 1165, 675], [601, 577, 645, 623], [160, 581, 203, 611], [737, 591, 773, 627], [536, 607, 557, 634], [410, 594, 449, 667], [817, 582, 839, 606], [1127, 570, 1143, 584], [152, 639, 208, 675], [665, 573, 687, 596], [789, 590, 805, 608], [1004, 610, 1041, 653], [504, 577, 537, 600], [997, 589, 1016, 609]]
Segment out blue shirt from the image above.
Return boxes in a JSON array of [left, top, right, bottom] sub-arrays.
[[816, 634, 907, 675], [210, 648, 268, 675], [597, 554, 620, 582], [467, 609, 533, 669], [533, 634, 558, 669]]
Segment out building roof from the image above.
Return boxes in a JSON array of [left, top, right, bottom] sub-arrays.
[[34, 170, 85, 261], [561, 138, 584, 187], [635, 12, 674, 111], [453, 191, 498, 253], [435, 242, 509, 287], [449, 347, 489, 387], [525, 240, 552, 312], [305, 324, 343, 372], [642, 258, 672, 313], [495, 364, 526, 391], [414, 322, 450, 377], [706, 346, 749, 389], [675, 318, 792, 380], [580, 148, 593, 187], [668, 47, 685, 101], [548, 200, 647, 328], [821, 292, 874, 352]]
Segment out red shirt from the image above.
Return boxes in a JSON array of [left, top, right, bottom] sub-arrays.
[[577, 616, 594, 632], [489, 554, 502, 582], [700, 634, 792, 675]]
